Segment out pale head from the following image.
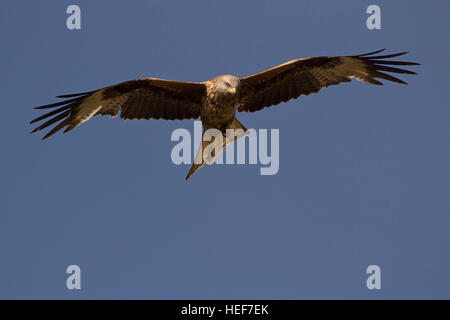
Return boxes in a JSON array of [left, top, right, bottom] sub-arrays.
[[214, 75, 240, 96]]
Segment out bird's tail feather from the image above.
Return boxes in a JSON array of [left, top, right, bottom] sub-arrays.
[[185, 118, 248, 181]]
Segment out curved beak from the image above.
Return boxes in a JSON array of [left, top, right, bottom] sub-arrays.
[[227, 87, 236, 94]]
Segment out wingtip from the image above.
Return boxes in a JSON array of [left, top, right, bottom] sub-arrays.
[[356, 48, 386, 57], [56, 90, 96, 98], [41, 132, 53, 141]]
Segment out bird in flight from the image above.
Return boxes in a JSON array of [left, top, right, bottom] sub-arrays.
[[30, 49, 418, 180]]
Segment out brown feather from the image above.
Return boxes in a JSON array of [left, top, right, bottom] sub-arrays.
[[31, 78, 206, 139], [238, 50, 418, 112]]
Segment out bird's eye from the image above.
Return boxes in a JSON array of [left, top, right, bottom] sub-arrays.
[[225, 82, 231, 88]]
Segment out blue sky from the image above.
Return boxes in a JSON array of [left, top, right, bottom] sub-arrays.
[[1, 1, 449, 299]]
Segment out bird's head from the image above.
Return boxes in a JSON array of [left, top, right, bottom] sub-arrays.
[[216, 75, 240, 96]]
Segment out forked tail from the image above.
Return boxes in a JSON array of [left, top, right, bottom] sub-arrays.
[[185, 118, 248, 181]]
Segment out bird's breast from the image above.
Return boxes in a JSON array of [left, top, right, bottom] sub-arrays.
[[201, 96, 237, 128]]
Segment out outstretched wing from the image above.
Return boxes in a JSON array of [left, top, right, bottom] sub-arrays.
[[30, 78, 206, 140], [237, 49, 419, 112]]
